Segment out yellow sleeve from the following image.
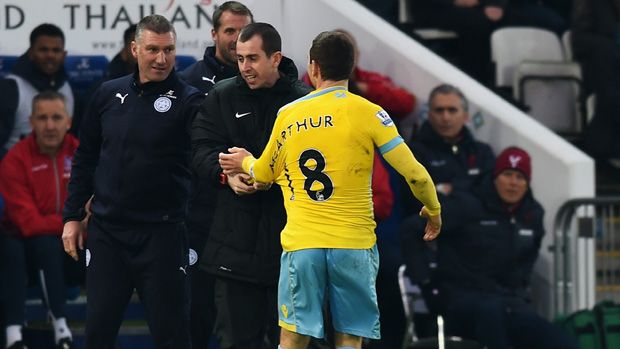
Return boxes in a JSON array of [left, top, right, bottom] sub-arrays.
[[382, 143, 441, 216]]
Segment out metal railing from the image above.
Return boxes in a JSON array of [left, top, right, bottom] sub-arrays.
[[552, 197, 620, 317]]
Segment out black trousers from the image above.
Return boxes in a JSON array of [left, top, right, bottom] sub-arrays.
[[1, 235, 67, 325], [187, 200, 217, 349], [444, 287, 578, 349], [213, 277, 278, 349], [84, 218, 191, 349]]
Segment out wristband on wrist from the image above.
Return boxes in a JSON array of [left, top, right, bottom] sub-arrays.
[[219, 172, 228, 185]]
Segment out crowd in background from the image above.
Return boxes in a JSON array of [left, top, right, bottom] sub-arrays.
[[0, 0, 617, 348]]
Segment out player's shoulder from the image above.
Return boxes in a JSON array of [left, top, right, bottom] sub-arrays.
[[347, 91, 382, 111]]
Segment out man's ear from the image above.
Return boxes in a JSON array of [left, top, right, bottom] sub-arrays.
[[271, 51, 282, 68], [131, 41, 138, 59]]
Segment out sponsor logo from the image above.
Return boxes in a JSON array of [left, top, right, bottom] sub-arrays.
[[115, 93, 128, 104], [202, 75, 216, 84], [235, 111, 251, 119], [375, 110, 394, 127], [31, 163, 48, 172]]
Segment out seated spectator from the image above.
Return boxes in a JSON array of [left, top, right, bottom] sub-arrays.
[[1, 23, 79, 157], [302, 29, 416, 120], [0, 91, 78, 349], [105, 24, 137, 80], [410, 0, 566, 84], [401, 147, 578, 349], [402, 84, 495, 214], [572, 0, 620, 160]]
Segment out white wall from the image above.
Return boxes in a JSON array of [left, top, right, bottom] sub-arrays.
[[0, 0, 594, 316]]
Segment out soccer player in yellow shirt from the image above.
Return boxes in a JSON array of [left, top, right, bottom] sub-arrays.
[[219, 30, 441, 349]]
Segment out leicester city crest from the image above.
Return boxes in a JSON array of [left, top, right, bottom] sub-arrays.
[[154, 96, 172, 113]]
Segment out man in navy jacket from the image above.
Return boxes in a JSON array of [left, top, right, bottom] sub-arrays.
[[61, 15, 203, 349]]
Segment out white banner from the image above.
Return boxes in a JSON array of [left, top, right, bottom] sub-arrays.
[[0, 0, 267, 59]]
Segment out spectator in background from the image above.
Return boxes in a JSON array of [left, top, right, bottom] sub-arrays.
[[180, 2, 253, 348], [401, 147, 578, 349], [410, 0, 565, 84], [180, 1, 253, 91], [0, 91, 78, 349], [105, 24, 137, 80], [572, 0, 620, 160], [399, 84, 494, 339], [302, 29, 416, 121], [1, 24, 79, 158], [402, 84, 495, 214]]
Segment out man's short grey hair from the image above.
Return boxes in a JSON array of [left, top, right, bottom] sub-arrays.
[[135, 15, 176, 42], [428, 83, 468, 111]]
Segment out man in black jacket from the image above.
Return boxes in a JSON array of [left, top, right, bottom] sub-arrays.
[[402, 147, 578, 349], [192, 22, 311, 349], [61, 15, 203, 349], [403, 84, 495, 215], [180, 2, 253, 348]]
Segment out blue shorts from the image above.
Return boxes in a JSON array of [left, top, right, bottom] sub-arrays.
[[278, 245, 380, 339]]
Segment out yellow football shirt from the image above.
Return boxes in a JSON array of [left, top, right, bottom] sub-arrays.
[[243, 86, 439, 251]]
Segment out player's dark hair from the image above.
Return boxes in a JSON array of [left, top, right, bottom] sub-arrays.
[[238, 22, 281, 57], [30, 23, 65, 47], [213, 1, 253, 31], [310, 31, 355, 81]]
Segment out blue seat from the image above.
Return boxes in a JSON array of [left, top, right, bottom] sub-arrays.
[[175, 55, 197, 72], [0, 55, 19, 76], [64, 55, 109, 95]]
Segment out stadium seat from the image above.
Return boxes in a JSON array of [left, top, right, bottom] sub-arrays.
[[0, 55, 19, 76], [64, 55, 109, 97], [561, 30, 574, 62], [175, 55, 197, 72], [491, 27, 584, 135], [397, 0, 458, 41], [398, 265, 482, 349]]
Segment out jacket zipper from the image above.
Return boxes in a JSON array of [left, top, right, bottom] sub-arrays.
[[51, 156, 61, 214]]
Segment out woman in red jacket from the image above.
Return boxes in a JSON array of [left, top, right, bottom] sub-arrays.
[[0, 91, 78, 349]]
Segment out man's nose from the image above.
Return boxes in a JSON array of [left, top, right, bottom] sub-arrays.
[[156, 51, 166, 64]]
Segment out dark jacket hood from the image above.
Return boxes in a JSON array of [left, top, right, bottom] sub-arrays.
[[203, 46, 239, 78], [11, 52, 69, 91]]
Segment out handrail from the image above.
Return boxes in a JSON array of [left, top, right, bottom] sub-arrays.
[[552, 197, 620, 317]]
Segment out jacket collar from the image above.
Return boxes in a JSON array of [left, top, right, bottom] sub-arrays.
[[203, 46, 239, 79], [417, 121, 476, 150], [11, 53, 69, 92], [131, 68, 179, 96]]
